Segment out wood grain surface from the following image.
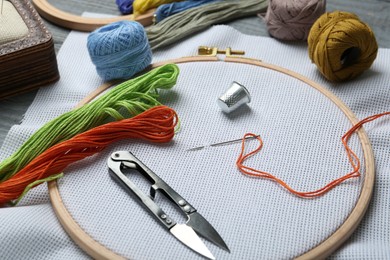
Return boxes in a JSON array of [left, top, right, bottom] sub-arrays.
[[1, 0, 389, 146]]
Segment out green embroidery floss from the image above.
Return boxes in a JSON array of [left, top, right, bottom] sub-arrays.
[[146, 0, 268, 50], [0, 64, 179, 182]]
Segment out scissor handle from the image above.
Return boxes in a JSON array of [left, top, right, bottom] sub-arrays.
[[111, 151, 197, 215], [108, 155, 176, 230]]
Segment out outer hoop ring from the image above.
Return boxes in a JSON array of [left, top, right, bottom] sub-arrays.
[[32, 0, 154, 31], [48, 55, 375, 260]]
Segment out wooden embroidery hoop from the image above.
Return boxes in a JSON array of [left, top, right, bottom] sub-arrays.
[[31, 0, 154, 31], [47, 52, 375, 260]]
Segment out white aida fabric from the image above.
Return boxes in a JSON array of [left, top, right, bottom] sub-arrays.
[[0, 25, 389, 259], [0, 1, 29, 45]]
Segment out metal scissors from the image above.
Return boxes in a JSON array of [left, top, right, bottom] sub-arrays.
[[107, 151, 230, 259]]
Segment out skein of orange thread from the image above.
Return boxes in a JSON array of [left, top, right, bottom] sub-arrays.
[[237, 112, 390, 198], [0, 106, 178, 205]]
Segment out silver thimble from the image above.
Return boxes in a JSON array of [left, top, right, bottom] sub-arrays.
[[217, 81, 251, 113]]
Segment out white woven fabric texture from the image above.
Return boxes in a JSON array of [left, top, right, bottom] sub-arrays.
[[0, 1, 29, 45], [0, 25, 389, 259]]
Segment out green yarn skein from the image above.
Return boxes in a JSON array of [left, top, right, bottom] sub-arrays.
[[0, 64, 179, 182]]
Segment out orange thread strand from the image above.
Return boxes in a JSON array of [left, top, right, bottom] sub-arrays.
[[0, 106, 178, 204], [237, 112, 390, 198]]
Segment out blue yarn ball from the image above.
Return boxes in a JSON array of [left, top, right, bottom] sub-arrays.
[[116, 0, 133, 14], [87, 21, 152, 82], [155, 0, 220, 23]]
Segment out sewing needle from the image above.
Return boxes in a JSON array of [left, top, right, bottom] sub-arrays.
[[187, 135, 260, 151], [1, 0, 3, 15]]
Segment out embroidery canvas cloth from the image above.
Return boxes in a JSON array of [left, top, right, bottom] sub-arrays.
[[0, 25, 389, 259]]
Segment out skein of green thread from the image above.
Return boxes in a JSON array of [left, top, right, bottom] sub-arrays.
[[146, 0, 268, 50], [0, 64, 179, 182]]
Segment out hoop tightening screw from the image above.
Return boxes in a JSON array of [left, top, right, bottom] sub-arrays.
[[198, 46, 245, 56]]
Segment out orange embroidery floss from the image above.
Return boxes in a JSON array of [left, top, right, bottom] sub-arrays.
[[237, 112, 390, 198], [0, 106, 178, 205]]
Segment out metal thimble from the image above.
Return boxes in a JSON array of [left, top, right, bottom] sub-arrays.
[[217, 81, 251, 113]]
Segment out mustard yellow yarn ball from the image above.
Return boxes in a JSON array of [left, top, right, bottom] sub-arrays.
[[308, 11, 378, 82]]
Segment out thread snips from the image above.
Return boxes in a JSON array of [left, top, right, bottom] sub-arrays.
[[107, 151, 230, 259]]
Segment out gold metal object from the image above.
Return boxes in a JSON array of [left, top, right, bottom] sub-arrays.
[[198, 46, 245, 57], [152, 13, 157, 25], [187, 135, 259, 151]]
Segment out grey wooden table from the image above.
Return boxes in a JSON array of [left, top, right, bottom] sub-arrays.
[[0, 0, 389, 147]]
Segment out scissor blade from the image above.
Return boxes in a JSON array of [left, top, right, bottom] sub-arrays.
[[187, 212, 230, 252], [170, 224, 215, 260]]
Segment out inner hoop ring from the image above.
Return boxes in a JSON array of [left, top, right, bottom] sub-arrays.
[[48, 55, 375, 260]]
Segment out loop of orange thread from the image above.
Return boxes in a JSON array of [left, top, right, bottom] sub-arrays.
[[237, 112, 390, 198], [0, 106, 178, 205]]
